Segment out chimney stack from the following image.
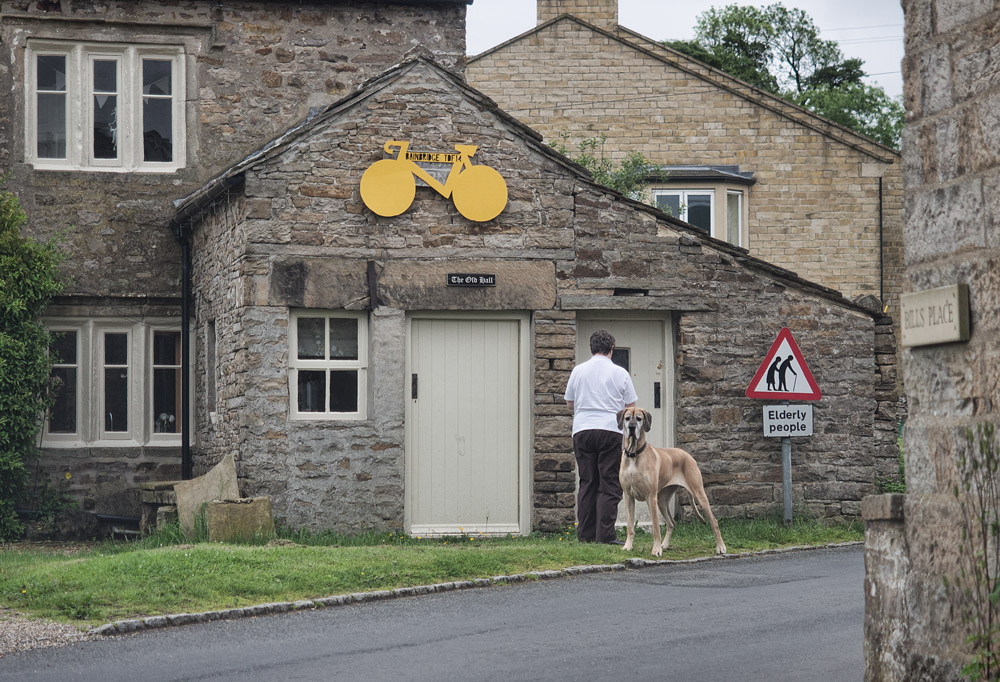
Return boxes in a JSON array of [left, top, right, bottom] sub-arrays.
[[537, 0, 618, 27]]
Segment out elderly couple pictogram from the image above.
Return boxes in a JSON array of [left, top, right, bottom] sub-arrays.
[[766, 355, 798, 392]]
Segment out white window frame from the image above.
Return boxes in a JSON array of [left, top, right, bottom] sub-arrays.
[[149, 329, 184, 443], [653, 189, 715, 234], [289, 310, 369, 421], [45, 327, 83, 442], [726, 190, 744, 248], [41, 319, 189, 447], [25, 40, 186, 173]]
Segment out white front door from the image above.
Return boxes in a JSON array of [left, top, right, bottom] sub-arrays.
[[575, 315, 673, 526], [405, 315, 529, 535]]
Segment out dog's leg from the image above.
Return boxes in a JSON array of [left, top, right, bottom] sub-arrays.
[[623, 494, 636, 551], [690, 485, 727, 555], [658, 487, 677, 550], [647, 492, 663, 557]]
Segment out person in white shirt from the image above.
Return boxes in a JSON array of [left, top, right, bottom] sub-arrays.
[[564, 329, 637, 544]]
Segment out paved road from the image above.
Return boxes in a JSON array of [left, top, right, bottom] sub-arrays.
[[1, 545, 863, 682]]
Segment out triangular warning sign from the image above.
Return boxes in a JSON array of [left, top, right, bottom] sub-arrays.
[[745, 328, 822, 400]]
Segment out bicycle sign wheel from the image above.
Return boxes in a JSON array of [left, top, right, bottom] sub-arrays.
[[451, 165, 508, 222], [360, 158, 416, 217]]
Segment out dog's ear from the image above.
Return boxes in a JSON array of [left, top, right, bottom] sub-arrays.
[[642, 410, 652, 432], [616, 409, 625, 430]]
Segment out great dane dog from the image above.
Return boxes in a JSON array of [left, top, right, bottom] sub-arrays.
[[617, 406, 726, 557]]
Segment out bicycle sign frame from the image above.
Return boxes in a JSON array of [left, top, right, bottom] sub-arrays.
[[360, 140, 508, 222]]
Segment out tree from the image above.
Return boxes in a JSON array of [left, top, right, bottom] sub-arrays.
[[0, 186, 64, 540], [664, 2, 904, 149]]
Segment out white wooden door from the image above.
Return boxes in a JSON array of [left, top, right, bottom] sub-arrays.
[[406, 316, 525, 535], [575, 316, 673, 527]]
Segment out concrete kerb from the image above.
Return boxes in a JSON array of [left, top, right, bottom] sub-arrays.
[[88, 541, 861, 637]]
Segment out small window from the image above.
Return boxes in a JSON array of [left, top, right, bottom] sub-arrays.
[[727, 191, 743, 247], [48, 330, 79, 435], [152, 331, 181, 433], [611, 347, 630, 373], [102, 331, 130, 435], [290, 311, 368, 420]]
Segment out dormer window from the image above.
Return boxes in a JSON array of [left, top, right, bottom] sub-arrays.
[[26, 41, 185, 172], [650, 165, 755, 248]]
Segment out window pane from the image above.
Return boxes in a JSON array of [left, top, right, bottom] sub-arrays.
[[611, 348, 630, 373], [297, 318, 325, 360], [105, 367, 128, 432], [727, 192, 742, 245], [153, 331, 180, 366], [37, 93, 66, 158], [687, 195, 712, 232], [329, 318, 359, 360], [329, 371, 359, 413], [93, 93, 118, 159], [37, 55, 66, 91], [143, 98, 173, 162], [50, 331, 77, 365], [656, 194, 680, 219], [153, 368, 180, 433], [93, 60, 116, 93], [143, 60, 172, 96], [298, 371, 326, 412], [105, 333, 128, 365], [49, 367, 77, 434]]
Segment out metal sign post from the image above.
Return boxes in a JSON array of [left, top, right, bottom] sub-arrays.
[[782, 435, 792, 526], [746, 329, 822, 527]]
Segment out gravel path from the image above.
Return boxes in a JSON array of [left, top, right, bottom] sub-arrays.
[[0, 607, 95, 658]]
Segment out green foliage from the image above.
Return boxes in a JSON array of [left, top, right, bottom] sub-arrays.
[[664, 2, 904, 149], [790, 83, 905, 150], [0, 186, 64, 541], [949, 424, 1000, 681], [549, 132, 662, 202]]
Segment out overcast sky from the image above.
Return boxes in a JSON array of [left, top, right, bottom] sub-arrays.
[[466, 0, 904, 99]]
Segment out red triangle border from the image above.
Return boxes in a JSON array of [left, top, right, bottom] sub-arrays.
[[745, 328, 822, 400]]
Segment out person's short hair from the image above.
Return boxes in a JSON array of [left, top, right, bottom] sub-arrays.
[[590, 329, 615, 355]]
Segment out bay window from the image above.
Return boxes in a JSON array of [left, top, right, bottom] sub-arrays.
[[43, 321, 188, 446]]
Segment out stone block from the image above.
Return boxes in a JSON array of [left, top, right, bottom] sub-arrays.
[[174, 453, 241, 537], [206, 497, 276, 543]]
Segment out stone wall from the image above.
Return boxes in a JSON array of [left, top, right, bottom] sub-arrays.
[[863, 0, 1000, 678], [4, 0, 467, 518], [467, 15, 905, 329], [187, 58, 897, 532]]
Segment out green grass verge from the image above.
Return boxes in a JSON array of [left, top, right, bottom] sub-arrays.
[[1, 516, 862, 627]]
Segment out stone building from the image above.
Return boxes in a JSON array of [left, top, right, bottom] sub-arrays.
[[7, 0, 898, 534], [466, 0, 905, 334], [3, 0, 469, 519], [863, 1, 1000, 679], [174, 52, 898, 534]]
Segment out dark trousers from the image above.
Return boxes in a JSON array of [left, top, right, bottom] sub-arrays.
[[572, 429, 623, 543]]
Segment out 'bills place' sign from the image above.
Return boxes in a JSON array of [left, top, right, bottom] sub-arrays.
[[447, 273, 496, 287]]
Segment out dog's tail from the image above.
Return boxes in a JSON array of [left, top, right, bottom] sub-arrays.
[[686, 489, 707, 524]]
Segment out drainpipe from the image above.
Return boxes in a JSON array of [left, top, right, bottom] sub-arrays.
[[180, 228, 193, 480], [879, 176, 884, 307]]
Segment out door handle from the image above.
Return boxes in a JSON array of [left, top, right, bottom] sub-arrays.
[[412, 373, 418, 400], [654, 382, 661, 409]]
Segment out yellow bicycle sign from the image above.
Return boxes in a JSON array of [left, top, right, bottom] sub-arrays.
[[360, 141, 508, 222]]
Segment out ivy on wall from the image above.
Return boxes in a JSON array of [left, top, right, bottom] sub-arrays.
[[0, 186, 64, 541]]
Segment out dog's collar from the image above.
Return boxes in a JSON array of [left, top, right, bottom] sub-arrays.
[[624, 441, 647, 458]]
